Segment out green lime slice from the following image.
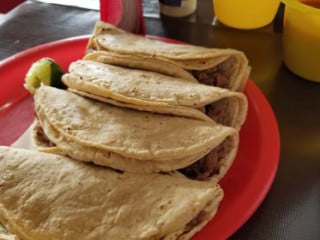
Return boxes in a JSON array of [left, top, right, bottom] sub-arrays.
[[24, 57, 65, 94]]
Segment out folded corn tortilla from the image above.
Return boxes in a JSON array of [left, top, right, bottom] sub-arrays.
[[33, 86, 239, 182], [85, 50, 198, 83], [87, 21, 250, 92], [62, 60, 248, 129], [0, 146, 223, 240]]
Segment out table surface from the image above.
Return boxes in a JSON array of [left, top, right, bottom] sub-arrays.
[[0, 0, 319, 239]]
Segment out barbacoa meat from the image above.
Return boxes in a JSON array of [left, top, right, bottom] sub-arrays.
[[192, 65, 229, 89], [179, 138, 229, 181], [206, 98, 233, 126]]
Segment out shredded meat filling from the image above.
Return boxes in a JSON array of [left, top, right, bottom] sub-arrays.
[[206, 98, 233, 126], [179, 137, 231, 180], [192, 65, 229, 89], [33, 120, 56, 147], [178, 210, 210, 238]]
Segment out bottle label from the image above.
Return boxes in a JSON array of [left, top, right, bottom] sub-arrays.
[[159, 0, 182, 7]]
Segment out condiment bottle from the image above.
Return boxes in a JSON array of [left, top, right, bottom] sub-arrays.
[[159, 0, 197, 17]]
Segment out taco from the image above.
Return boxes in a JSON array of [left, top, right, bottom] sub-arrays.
[[62, 60, 248, 129], [33, 86, 239, 182], [87, 21, 250, 92], [0, 146, 223, 240]]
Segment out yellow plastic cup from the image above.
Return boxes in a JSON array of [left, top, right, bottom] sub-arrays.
[[213, 0, 280, 29], [282, 0, 320, 82]]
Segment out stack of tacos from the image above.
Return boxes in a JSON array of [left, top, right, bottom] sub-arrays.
[[0, 21, 250, 240]]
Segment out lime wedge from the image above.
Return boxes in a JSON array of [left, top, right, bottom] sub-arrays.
[[24, 57, 65, 94]]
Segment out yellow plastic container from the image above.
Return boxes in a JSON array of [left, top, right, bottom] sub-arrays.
[[213, 0, 280, 29], [282, 0, 320, 82]]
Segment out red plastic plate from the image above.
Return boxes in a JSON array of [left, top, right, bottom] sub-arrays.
[[0, 36, 280, 240]]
